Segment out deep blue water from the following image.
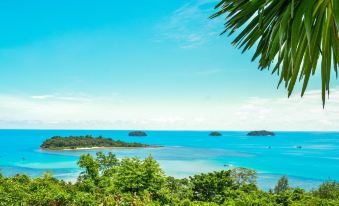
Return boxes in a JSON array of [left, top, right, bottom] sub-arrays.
[[0, 129, 338, 190]]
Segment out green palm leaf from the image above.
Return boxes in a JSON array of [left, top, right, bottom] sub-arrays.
[[211, 0, 339, 106]]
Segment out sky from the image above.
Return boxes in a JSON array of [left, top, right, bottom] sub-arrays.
[[0, 0, 338, 131]]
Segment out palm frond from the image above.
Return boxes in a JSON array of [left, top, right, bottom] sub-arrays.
[[211, 0, 339, 106]]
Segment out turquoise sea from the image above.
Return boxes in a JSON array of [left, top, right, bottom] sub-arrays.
[[0, 130, 338, 191]]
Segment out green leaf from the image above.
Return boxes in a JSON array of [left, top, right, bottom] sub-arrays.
[[304, 1, 314, 51], [211, 0, 339, 106], [333, 0, 339, 32]]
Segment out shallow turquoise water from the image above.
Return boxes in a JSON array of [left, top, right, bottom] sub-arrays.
[[0, 130, 338, 190]]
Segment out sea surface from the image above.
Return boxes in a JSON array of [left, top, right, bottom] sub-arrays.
[[0, 129, 338, 191]]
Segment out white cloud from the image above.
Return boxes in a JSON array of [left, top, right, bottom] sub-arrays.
[[229, 89, 339, 131], [31, 95, 54, 100], [31, 93, 92, 102], [155, 0, 221, 49], [0, 89, 338, 131]]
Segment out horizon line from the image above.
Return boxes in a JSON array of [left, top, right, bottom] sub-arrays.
[[0, 128, 338, 132]]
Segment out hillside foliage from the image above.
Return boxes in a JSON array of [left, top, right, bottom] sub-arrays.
[[0, 152, 338, 205]]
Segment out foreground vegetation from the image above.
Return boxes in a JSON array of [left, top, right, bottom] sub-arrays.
[[41, 135, 151, 150], [0, 153, 338, 205]]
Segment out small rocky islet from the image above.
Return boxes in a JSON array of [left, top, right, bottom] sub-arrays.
[[209, 131, 222, 136]]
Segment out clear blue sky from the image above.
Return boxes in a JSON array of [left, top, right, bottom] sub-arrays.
[[0, 0, 338, 130]]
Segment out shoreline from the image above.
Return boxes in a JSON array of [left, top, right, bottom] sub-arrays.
[[40, 145, 162, 151]]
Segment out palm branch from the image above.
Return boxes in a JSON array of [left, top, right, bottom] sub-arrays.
[[211, 0, 339, 106]]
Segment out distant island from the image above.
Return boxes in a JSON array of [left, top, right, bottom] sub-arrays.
[[209, 131, 222, 136], [247, 130, 275, 136], [40, 135, 153, 150], [128, 131, 147, 136]]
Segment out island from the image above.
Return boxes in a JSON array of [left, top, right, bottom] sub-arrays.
[[247, 130, 275, 136], [128, 131, 147, 137], [209, 131, 222, 136], [40, 135, 153, 150]]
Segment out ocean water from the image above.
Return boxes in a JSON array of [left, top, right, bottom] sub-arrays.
[[0, 129, 338, 191]]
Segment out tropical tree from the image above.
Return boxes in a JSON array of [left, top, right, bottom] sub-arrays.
[[314, 181, 339, 199], [211, 0, 339, 106], [230, 167, 257, 185], [274, 176, 290, 193], [77, 154, 100, 182], [189, 170, 234, 203]]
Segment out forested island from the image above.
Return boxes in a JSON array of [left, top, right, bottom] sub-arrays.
[[40, 135, 152, 150], [128, 131, 147, 136], [0, 152, 338, 205], [247, 130, 275, 136]]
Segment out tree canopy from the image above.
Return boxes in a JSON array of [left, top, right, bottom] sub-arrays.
[[211, 0, 339, 106], [0, 152, 338, 205]]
